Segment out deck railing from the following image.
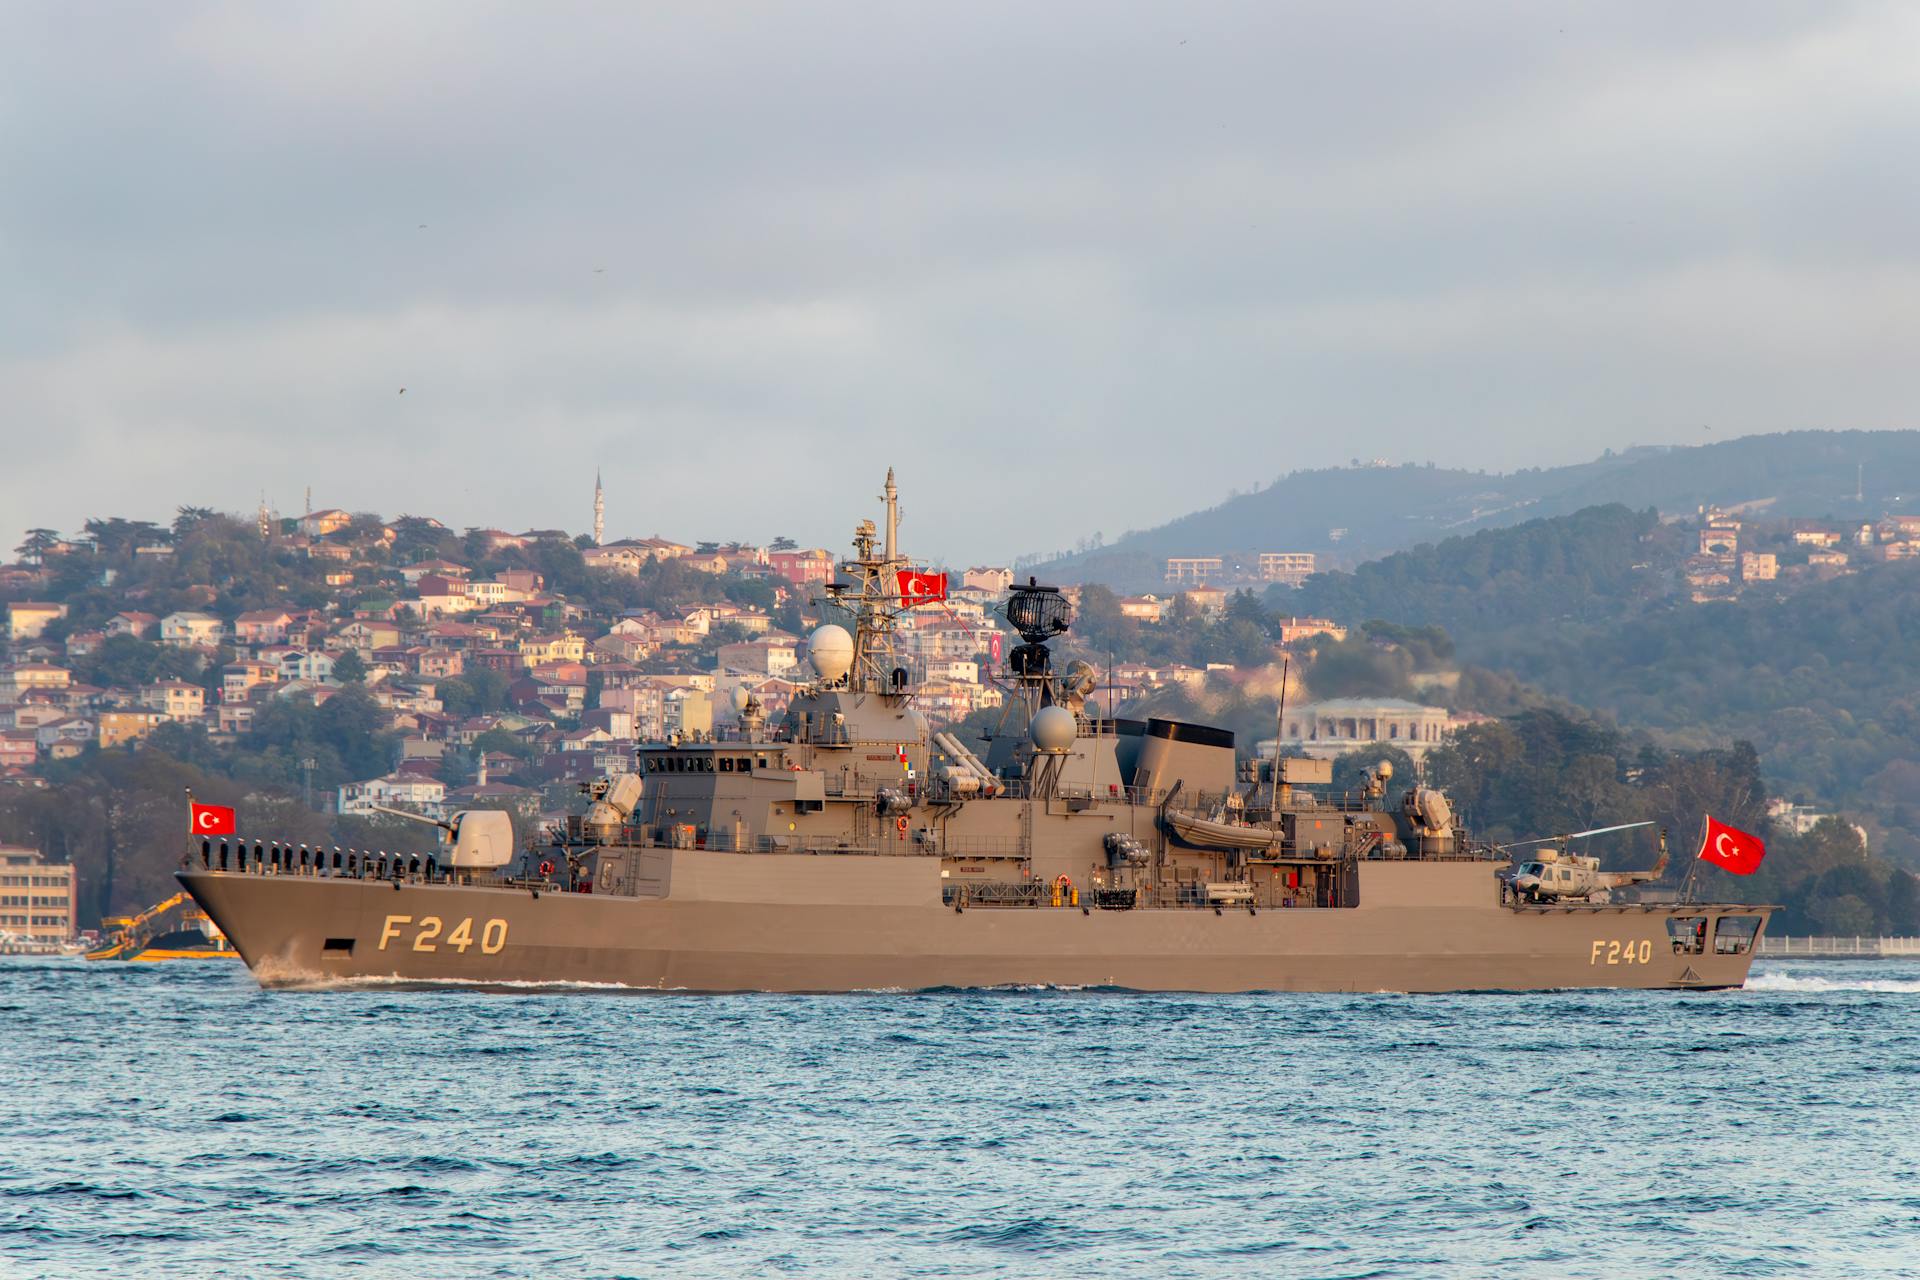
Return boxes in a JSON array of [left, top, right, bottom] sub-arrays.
[[1757, 935, 1920, 957]]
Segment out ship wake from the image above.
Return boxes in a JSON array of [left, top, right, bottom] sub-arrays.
[[1745, 971, 1920, 995]]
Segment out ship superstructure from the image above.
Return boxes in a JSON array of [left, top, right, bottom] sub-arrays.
[[177, 474, 1771, 993]]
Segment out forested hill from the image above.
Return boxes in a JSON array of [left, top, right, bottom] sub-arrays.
[[1480, 559, 1920, 854], [1288, 504, 1664, 636], [1286, 507, 1920, 864], [1034, 430, 1920, 589]]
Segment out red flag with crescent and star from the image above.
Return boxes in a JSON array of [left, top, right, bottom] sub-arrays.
[[896, 569, 948, 606], [1697, 815, 1765, 875], [190, 803, 236, 836]]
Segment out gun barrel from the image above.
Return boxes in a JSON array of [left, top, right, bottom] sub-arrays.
[[366, 804, 454, 833]]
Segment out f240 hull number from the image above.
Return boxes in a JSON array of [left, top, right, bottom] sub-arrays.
[[379, 914, 507, 954], [1590, 938, 1654, 965]]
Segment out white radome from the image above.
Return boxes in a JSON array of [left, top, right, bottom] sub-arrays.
[[1030, 704, 1076, 755], [808, 625, 855, 682]]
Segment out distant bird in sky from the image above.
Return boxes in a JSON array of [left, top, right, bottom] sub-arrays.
[[594, 267, 605, 274], [399, 387, 407, 395], [418, 224, 427, 229]]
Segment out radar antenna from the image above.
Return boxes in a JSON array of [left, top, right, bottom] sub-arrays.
[[1002, 577, 1072, 708]]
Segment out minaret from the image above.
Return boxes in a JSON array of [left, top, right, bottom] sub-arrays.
[[592, 469, 606, 545], [883, 467, 898, 563]]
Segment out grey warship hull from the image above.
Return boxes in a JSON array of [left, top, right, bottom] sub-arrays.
[[178, 855, 1767, 993], [180, 471, 1772, 996]]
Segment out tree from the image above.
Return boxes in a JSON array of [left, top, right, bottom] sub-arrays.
[[1302, 636, 1414, 700], [1887, 871, 1920, 935], [15, 528, 60, 564], [75, 635, 199, 690], [437, 670, 511, 716], [83, 517, 168, 557], [172, 506, 217, 538], [331, 650, 368, 684], [1330, 745, 1418, 798], [1070, 584, 1134, 652]]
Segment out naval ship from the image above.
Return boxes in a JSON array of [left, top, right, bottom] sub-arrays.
[[177, 474, 1770, 993]]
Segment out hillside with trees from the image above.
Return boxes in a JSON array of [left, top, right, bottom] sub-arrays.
[[1210, 499, 1920, 871], [1477, 560, 1920, 864], [1426, 711, 1918, 936], [1287, 504, 1670, 635], [1033, 430, 1920, 589]]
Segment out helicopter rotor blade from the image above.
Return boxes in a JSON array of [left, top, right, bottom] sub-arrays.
[[1495, 821, 1656, 852], [1562, 821, 1656, 841]]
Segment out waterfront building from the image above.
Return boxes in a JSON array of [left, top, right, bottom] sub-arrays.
[[1274, 697, 1463, 760], [0, 847, 75, 944]]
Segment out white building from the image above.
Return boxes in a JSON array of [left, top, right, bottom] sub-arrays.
[[337, 773, 448, 820], [160, 611, 224, 647], [1272, 697, 1465, 760]]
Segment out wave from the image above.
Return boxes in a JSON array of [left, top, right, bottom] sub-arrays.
[[1746, 972, 1920, 994], [271, 972, 661, 993]]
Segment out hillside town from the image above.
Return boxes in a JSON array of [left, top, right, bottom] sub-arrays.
[[0, 493, 1015, 821], [0, 493, 1499, 821], [1677, 505, 1920, 602]]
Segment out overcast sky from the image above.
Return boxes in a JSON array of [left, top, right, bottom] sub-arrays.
[[4, 2, 1918, 561]]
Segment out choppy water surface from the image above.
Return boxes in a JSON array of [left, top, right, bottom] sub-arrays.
[[3, 960, 1918, 1279]]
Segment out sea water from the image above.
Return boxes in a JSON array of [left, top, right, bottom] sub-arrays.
[[2, 958, 1917, 1279]]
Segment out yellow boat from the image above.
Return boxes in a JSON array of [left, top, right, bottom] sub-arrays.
[[86, 892, 239, 962]]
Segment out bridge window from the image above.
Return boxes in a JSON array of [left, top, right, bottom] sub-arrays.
[[1713, 916, 1761, 955], [1668, 916, 1708, 956]]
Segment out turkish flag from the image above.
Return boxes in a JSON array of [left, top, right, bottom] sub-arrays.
[[896, 570, 948, 605], [190, 803, 236, 836], [1697, 815, 1765, 875]]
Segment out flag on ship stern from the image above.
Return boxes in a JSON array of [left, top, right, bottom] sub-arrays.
[[1697, 815, 1765, 875]]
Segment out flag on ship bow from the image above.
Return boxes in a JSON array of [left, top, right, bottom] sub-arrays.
[[896, 569, 948, 605], [190, 802, 236, 836], [1696, 815, 1765, 875]]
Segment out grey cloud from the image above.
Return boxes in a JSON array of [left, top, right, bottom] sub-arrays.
[[3, 1, 1917, 562]]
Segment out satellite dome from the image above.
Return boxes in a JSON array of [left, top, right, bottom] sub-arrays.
[[1030, 705, 1076, 755], [1376, 761, 1394, 780], [730, 685, 753, 713], [808, 625, 854, 682]]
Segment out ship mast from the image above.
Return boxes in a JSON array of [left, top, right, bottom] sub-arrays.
[[830, 468, 912, 695]]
